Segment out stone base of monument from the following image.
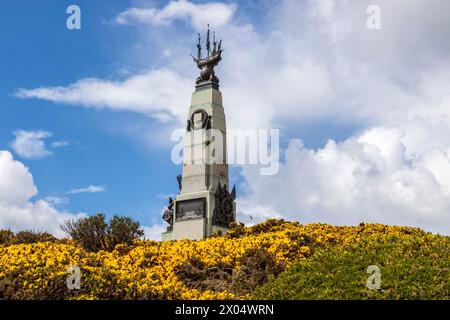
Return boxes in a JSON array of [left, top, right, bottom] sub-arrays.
[[161, 190, 235, 241], [161, 222, 231, 241]]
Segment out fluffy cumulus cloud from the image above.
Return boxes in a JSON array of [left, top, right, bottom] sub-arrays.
[[114, 0, 236, 30], [238, 120, 450, 235], [14, 0, 450, 234], [142, 223, 167, 241], [10, 130, 53, 159], [0, 151, 85, 237], [232, 0, 450, 234]]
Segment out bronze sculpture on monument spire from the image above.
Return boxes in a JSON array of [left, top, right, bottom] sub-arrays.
[[191, 24, 223, 86]]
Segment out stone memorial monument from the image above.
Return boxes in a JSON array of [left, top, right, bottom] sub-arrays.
[[161, 26, 236, 241]]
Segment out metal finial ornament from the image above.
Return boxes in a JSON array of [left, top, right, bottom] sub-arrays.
[[212, 31, 217, 54], [206, 24, 211, 56], [196, 33, 201, 59], [191, 25, 223, 86]]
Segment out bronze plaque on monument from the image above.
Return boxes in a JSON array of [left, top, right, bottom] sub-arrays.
[[176, 198, 206, 220]]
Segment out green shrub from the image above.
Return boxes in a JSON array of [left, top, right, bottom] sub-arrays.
[[0, 229, 56, 246], [61, 213, 144, 252], [253, 234, 450, 300], [13, 230, 57, 244], [0, 229, 14, 245], [107, 216, 144, 248]]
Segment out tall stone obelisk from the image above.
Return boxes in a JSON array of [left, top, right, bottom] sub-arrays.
[[161, 27, 236, 241]]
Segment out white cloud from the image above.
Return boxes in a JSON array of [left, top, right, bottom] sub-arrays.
[[52, 140, 70, 148], [238, 121, 450, 235], [142, 223, 166, 241], [44, 196, 69, 206], [229, 0, 450, 235], [0, 151, 85, 237], [16, 69, 192, 123], [0, 150, 36, 206], [67, 185, 106, 194], [114, 0, 237, 30], [10, 130, 53, 159]]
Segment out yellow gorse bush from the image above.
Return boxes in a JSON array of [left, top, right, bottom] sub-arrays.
[[0, 220, 439, 300]]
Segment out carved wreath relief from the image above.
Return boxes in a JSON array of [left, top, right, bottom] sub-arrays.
[[186, 109, 211, 131]]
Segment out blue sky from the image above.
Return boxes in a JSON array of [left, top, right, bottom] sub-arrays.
[[1, 0, 450, 237], [0, 1, 178, 228]]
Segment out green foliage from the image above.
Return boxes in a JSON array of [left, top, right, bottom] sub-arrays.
[[253, 234, 450, 300], [13, 231, 57, 245], [61, 213, 108, 252], [0, 229, 14, 245], [0, 229, 57, 246], [61, 213, 144, 252], [107, 216, 144, 247]]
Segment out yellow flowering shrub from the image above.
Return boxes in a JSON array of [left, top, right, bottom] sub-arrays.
[[0, 220, 445, 300]]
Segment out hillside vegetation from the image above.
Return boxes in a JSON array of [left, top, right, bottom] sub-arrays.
[[0, 220, 448, 299]]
